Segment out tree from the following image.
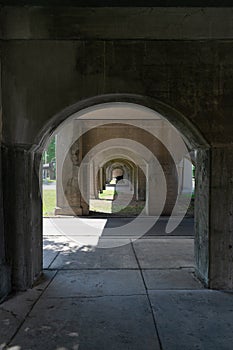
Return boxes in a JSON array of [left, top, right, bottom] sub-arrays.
[[43, 136, 56, 164]]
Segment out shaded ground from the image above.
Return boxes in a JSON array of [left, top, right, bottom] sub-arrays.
[[1, 218, 232, 350]]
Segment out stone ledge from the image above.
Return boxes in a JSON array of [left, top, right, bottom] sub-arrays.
[[0, 264, 11, 303]]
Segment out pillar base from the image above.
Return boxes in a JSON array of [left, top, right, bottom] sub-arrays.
[[54, 206, 84, 216], [0, 263, 11, 303]]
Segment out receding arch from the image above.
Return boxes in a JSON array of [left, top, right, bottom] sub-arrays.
[[33, 94, 210, 153], [6, 93, 211, 291]]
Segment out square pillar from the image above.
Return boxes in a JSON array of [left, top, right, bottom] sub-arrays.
[[194, 148, 210, 286], [2, 144, 42, 291], [195, 146, 233, 290], [55, 123, 88, 216], [0, 146, 11, 301], [209, 146, 233, 289]]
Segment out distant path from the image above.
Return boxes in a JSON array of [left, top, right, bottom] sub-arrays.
[[43, 182, 56, 190]]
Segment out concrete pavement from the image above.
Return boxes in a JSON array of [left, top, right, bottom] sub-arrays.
[[1, 217, 233, 350]]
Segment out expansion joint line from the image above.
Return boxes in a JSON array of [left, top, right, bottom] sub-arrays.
[[130, 240, 163, 350]]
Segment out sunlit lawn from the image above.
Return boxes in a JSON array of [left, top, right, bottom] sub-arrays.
[[43, 189, 56, 216], [43, 188, 194, 217], [99, 189, 116, 200], [90, 197, 145, 215]]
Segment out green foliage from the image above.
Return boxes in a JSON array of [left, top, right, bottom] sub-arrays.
[[43, 136, 56, 164]]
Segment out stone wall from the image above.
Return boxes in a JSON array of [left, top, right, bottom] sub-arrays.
[[1, 5, 233, 293], [1, 8, 233, 146]]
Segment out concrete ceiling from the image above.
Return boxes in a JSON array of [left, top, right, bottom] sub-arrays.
[[0, 1, 231, 7], [76, 103, 162, 120]]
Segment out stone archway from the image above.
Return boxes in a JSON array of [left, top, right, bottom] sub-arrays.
[[2, 94, 216, 295]]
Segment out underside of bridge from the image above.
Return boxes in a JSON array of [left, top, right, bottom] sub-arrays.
[[0, 1, 233, 348]]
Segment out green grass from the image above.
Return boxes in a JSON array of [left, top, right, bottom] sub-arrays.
[[112, 204, 144, 215], [90, 198, 145, 216], [43, 189, 56, 216], [99, 189, 116, 200]]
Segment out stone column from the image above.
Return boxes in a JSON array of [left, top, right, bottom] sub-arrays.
[[137, 166, 146, 201], [2, 144, 42, 291], [55, 122, 87, 216], [101, 168, 105, 191], [194, 148, 210, 286], [79, 161, 89, 215], [208, 145, 233, 289], [89, 161, 96, 199], [195, 145, 233, 289], [99, 167, 103, 192], [0, 146, 11, 300], [146, 160, 166, 216], [94, 164, 100, 198]]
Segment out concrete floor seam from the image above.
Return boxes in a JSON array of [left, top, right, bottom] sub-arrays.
[[47, 251, 60, 269], [44, 293, 147, 299], [130, 240, 164, 350]]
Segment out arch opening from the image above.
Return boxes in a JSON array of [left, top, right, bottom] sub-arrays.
[[6, 94, 211, 291]]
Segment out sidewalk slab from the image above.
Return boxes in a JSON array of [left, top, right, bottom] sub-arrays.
[[50, 239, 138, 269], [142, 268, 203, 290], [44, 270, 146, 298], [132, 238, 194, 268], [8, 295, 160, 350], [148, 290, 233, 350], [0, 271, 56, 349]]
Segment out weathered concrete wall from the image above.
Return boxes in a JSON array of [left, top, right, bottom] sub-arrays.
[[1, 7, 233, 41], [1, 6, 233, 292], [0, 149, 11, 299], [209, 146, 233, 289], [1, 38, 233, 146], [195, 146, 233, 289], [0, 54, 11, 300], [0, 1, 231, 7], [2, 145, 42, 291]]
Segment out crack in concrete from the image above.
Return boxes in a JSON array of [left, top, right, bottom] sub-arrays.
[[3, 271, 58, 350], [130, 240, 163, 350], [0, 308, 18, 319]]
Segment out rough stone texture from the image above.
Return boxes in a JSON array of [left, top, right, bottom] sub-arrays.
[[209, 146, 233, 289], [194, 148, 210, 286], [2, 145, 42, 291]]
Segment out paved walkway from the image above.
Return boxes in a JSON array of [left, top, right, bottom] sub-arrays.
[[1, 218, 233, 349]]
